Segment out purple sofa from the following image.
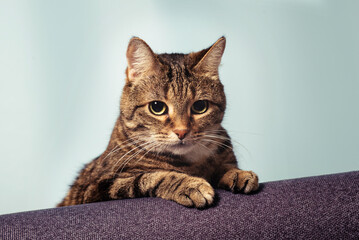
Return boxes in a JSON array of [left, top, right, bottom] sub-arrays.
[[1, 171, 358, 239]]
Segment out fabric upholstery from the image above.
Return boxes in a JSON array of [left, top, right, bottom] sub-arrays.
[[1, 171, 358, 239]]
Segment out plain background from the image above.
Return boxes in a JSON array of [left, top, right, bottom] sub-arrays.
[[0, 0, 358, 215]]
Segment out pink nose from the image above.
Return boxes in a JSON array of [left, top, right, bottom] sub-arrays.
[[173, 129, 189, 140]]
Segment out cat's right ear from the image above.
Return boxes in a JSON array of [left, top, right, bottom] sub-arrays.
[[126, 37, 161, 81]]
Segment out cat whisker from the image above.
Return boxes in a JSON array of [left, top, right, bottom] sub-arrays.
[[203, 129, 261, 136], [119, 142, 161, 175], [111, 140, 152, 175], [193, 132, 244, 150], [102, 145, 121, 161], [116, 141, 159, 174], [201, 129, 227, 133], [102, 141, 133, 161], [196, 141, 216, 157], [203, 134, 252, 158], [100, 135, 147, 166], [197, 138, 233, 150], [103, 133, 147, 157], [195, 133, 253, 162], [113, 134, 165, 176], [201, 134, 232, 143]]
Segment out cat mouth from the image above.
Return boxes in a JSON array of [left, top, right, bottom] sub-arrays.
[[172, 141, 189, 148], [167, 141, 194, 153], [178, 141, 186, 145]]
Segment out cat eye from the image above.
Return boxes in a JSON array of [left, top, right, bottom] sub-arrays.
[[149, 101, 168, 115], [191, 100, 208, 114]]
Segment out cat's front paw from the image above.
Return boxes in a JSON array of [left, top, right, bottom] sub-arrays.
[[219, 169, 259, 194], [173, 177, 215, 208]]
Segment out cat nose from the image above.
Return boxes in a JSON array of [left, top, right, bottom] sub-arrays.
[[173, 129, 189, 140]]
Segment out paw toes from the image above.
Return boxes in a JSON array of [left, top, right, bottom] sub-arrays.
[[188, 185, 214, 208], [230, 170, 259, 194], [176, 194, 194, 207], [198, 184, 215, 205], [241, 172, 259, 194], [189, 190, 207, 208], [175, 181, 214, 208]]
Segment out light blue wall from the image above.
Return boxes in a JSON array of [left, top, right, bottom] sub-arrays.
[[0, 0, 358, 214]]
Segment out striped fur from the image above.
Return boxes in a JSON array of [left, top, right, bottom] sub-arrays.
[[57, 37, 259, 208]]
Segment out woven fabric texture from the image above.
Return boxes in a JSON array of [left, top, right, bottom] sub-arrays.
[[1, 171, 358, 239]]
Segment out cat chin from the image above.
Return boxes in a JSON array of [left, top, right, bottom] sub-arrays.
[[183, 145, 215, 162], [165, 143, 213, 162], [166, 143, 195, 155]]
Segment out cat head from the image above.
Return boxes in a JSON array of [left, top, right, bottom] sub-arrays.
[[120, 37, 227, 158]]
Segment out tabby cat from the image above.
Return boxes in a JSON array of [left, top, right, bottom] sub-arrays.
[[58, 36, 259, 208]]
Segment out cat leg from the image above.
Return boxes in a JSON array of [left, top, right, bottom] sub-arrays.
[[109, 171, 215, 208], [218, 168, 259, 194]]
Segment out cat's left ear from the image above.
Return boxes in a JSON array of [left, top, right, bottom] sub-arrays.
[[192, 37, 226, 78]]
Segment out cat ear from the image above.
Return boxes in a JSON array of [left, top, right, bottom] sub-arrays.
[[192, 37, 226, 78], [126, 37, 161, 81]]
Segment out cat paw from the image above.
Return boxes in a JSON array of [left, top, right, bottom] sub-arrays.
[[173, 177, 215, 208], [219, 169, 259, 194]]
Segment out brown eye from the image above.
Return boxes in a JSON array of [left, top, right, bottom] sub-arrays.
[[149, 101, 167, 115], [191, 100, 208, 114]]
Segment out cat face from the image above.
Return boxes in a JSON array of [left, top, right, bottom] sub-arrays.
[[120, 37, 226, 157]]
